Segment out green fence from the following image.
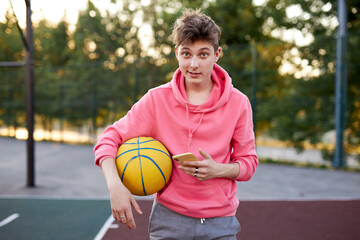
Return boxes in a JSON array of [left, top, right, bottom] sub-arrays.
[[0, 37, 359, 162]]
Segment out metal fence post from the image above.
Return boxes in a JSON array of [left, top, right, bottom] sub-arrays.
[[333, 0, 348, 168], [251, 41, 257, 133], [25, 0, 35, 186]]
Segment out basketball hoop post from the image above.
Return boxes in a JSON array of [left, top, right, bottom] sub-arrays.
[[25, 0, 35, 187]]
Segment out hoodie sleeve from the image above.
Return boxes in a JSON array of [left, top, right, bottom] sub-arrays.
[[231, 95, 258, 181], [93, 91, 155, 166]]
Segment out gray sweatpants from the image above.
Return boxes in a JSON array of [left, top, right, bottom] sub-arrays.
[[149, 200, 241, 240]]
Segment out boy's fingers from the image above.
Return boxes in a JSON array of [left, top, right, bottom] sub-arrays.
[[125, 209, 136, 229], [131, 197, 143, 215], [199, 148, 211, 159]]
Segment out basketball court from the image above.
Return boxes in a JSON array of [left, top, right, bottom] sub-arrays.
[[1, 198, 359, 239], [1, 138, 360, 239], [1, 0, 358, 238]]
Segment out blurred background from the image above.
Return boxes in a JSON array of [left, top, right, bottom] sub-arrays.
[[0, 0, 359, 166]]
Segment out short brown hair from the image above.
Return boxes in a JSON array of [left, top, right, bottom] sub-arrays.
[[171, 9, 221, 51]]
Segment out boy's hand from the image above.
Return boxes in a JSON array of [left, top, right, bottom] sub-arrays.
[[178, 148, 219, 181], [178, 148, 240, 180], [109, 182, 142, 229], [101, 157, 143, 230]]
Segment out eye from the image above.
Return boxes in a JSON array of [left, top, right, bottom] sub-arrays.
[[181, 52, 190, 57], [200, 52, 209, 58]]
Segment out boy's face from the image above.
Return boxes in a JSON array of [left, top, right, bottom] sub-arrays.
[[175, 40, 221, 88]]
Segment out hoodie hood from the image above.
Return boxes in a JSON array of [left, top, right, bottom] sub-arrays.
[[171, 63, 233, 113]]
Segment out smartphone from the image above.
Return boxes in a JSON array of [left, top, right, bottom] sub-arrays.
[[172, 152, 199, 165]]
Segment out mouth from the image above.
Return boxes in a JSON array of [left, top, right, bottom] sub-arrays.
[[188, 71, 201, 77]]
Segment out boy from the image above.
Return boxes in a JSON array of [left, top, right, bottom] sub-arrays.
[[94, 9, 258, 239]]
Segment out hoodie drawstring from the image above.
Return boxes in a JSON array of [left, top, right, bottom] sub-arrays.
[[186, 104, 205, 148]]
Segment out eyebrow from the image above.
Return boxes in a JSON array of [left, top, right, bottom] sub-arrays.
[[180, 47, 211, 51]]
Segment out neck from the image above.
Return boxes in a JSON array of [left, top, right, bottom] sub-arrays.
[[185, 79, 213, 105]]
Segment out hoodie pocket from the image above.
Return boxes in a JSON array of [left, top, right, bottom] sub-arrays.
[[159, 180, 232, 214]]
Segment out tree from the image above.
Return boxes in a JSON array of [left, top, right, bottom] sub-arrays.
[[1, 0, 358, 157], [33, 18, 71, 139], [0, 10, 26, 136], [256, 0, 360, 161]]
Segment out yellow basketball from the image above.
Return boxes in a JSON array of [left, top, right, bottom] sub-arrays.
[[116, 137, 172, 196]]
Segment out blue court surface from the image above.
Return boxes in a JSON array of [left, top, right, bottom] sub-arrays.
[[1, 198, 360, 240], [1, 138, 360, 239], [0, 198, 110, 239]]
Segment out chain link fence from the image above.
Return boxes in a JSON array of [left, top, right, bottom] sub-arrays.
[[0, 36, 359, 164]]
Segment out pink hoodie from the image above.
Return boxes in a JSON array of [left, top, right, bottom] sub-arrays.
[[94, 64, 258, 218]]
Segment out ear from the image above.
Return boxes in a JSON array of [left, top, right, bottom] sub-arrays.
[[214, 47, 222, 63], [175, 47, 179, 60]]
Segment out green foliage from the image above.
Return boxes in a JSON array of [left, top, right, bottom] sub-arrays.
[[0, 10, 26, 133], [259, 0, 360, 159], [0, 10, 24, 61], [0, 0, 359, 163]]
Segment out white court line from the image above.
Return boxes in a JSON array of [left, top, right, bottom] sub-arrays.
[[0, 213, 20, 228], [94, 215, 116, 240]]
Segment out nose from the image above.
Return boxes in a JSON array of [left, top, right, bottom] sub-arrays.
[[190, 56, 199, 69]]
